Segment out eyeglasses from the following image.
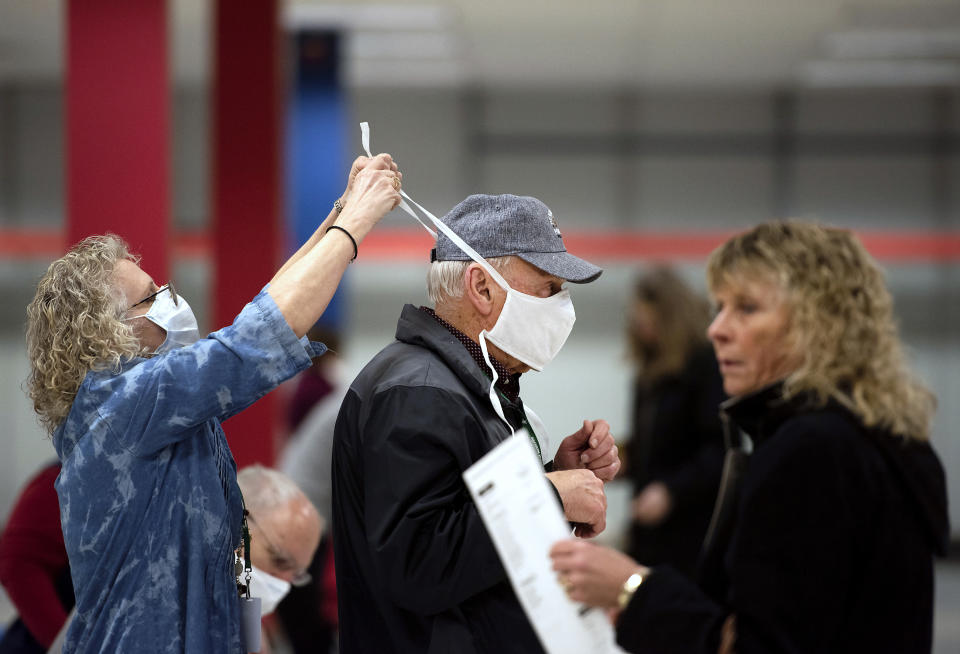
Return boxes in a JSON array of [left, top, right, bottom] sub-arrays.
[[128, 281, 179, 311], [247, 513, 313, 587]]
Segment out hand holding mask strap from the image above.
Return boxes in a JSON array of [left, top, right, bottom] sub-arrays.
[[359, 123, 513, 292]]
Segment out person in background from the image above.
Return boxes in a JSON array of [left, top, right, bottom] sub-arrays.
[[285, 326, 343, 435], [0, 463, 71, 654], [277, 344, 348, 654], [551, 221, 949, 654], [332, 194, 620, 654], [280, 343, 347, 528], [235, 465, 323, 619], [50, 465, 323, 654], [24, 153, 401, 654], [624, 266, 725, 579]]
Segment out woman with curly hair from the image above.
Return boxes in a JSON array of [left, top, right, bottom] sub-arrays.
[[624, 266, 725, 579], [25, 154, 401, 653], [552, 221, 949, 654]]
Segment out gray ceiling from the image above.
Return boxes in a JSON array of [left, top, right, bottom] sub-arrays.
[[1, 1, 959, 88]]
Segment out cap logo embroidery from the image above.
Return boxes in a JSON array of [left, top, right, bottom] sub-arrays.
[[548, 209, 562, 238]]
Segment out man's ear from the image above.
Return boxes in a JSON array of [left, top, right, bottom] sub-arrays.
[[464, 263, 495, 317]]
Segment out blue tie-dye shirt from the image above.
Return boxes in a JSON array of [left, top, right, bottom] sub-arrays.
[[52, 290, 325, 653]]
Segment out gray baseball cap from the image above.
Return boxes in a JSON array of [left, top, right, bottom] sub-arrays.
[[431, 194, 602, 284]]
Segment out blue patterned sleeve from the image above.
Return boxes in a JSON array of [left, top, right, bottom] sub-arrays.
[[92, 290, 326, 456]]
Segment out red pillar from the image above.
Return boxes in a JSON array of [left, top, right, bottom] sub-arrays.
[[212, 0, 284, 467], [66, 0, 170, 282]]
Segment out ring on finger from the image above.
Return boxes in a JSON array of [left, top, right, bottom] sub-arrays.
[[392, 176, 401, 191]]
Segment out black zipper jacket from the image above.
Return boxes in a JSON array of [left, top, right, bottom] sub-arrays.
[[617, 382, 949, 654], [331, 305, 547, 654]]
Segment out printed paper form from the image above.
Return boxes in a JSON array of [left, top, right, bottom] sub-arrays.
[[463, 431, 625, 654]]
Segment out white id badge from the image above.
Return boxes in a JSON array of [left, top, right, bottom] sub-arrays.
[[239, 596, 262, 652]]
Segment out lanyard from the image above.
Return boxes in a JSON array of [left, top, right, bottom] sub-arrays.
[[522, 414, 543, 463], [496, 389, 543, 463], [236, 500, 252, 598]]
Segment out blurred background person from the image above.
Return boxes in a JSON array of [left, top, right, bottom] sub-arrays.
[[48, 465, 324, 654], [276, 344, 349, 654], [552, 221, 949, 654], [0, 463, 71, 654], [280, 335, 348, 526], [236, 465, 323, 654], [285, 327, 344, 437], [623, 265, 725, 579]]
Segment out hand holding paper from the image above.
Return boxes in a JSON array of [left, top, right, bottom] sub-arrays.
[[463, 431, 625, 654]]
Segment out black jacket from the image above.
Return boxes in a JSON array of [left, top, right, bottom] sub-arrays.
[[331, 305, 546, 654], [617, 383, 950, 654], [626, 344, 725, 577]]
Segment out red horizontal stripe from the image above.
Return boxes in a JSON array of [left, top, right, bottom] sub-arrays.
[[0, 228, 65, 258], [2, 227, 959, 262]]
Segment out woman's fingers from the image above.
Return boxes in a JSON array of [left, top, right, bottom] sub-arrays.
[[342, 153, 399, 202]]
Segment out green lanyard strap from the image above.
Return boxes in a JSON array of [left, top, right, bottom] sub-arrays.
[[495, 390, 543, 463], [521, 414, 543, 462]]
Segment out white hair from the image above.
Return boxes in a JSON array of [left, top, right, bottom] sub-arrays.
[[426, 256, 513, 305], [237, 464, 309, 514]]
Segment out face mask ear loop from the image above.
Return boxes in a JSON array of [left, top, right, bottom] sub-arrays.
[[478, 331, 514, 435]]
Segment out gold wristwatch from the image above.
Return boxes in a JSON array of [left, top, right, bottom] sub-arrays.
[[617, 570, 647, 610]]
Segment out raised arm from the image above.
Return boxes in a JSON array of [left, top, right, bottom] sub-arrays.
[[268, 154, 401, 337]]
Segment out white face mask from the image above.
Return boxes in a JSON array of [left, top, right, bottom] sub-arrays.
[[482, 280, 575, 373], [142, 287, 200, 354], [248, 564, 292, 616]]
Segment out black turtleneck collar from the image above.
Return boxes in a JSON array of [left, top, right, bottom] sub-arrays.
[[719, 381, 818, 447]]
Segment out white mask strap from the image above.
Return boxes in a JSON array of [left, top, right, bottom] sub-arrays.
[[478, 331, 514, 434], [362, 122, 521, 437], [360, 122, 513, 291]]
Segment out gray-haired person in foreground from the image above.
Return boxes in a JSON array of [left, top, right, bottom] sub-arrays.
[[332, 194, 621, 654], [50, 466, 323, 654]]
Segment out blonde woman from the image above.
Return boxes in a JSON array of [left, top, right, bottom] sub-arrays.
[[26, 155, 401, 654], [624, 266, 725, 579], [552, 221, 948, 654]]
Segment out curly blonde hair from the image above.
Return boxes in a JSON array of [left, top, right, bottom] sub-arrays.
[[706, 221, 935, 441], [26, 234, 143, 432]]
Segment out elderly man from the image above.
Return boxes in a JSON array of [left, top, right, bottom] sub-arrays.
[[48, 466, 323, 654], [332, 194, 620, 654], [236, 465, 323, 617]]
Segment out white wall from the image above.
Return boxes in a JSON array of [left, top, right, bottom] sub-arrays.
[[1, 83, 958, 539]]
